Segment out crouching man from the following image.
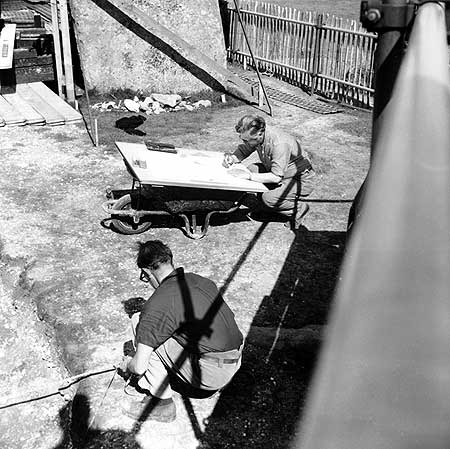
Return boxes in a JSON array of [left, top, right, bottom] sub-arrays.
[[224, 114, 315, 230], [119, 240, 243, 422]]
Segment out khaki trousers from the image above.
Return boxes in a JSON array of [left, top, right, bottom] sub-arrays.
[[130, 313, 242, 400]]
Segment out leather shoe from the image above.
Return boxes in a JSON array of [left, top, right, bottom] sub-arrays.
[[122, 395, 176, 422], [285, 203, 310, 230]]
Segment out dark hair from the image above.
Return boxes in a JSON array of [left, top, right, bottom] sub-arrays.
[[136, 240, 173, 270], [235, 114, 266, 135]]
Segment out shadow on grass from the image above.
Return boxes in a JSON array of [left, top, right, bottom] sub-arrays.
[[53, 394, 142, 449], [197, 229, 345, 449]]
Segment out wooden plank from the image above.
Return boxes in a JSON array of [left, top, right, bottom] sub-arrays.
[[3, 92, 45, 125], [50, 0, 64, 97], [305, 13, 313, 89], [328, 15, 337, 98], [259, 3, 265, 71], [292, 8, 299, 83], [26, 3, 52, 23], [15, 83, 65, 125], [1, 49, 54, 85], [297, 10, 305, 84], [14, 64, 54, 84], [27, 81, 82, 123], [0, 9, 35, 25], [0, 95, 26, 126], [58, 0, 75, 105], [280, 7, 289, 77], [287, 6, 294, 80], [115, 142, 268, 193], [261, 2, 267, 71]]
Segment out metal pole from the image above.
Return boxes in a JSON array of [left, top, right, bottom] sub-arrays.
[[50, 0, 65, 98], [348, 0, 409, 231], [370, 0, 407, 160], [231, 0, 241, 60], [232, 0, 273, 116]]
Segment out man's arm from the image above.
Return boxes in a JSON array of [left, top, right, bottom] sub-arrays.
[[249, 172, 282, 184], [270, 140, 291, 178], [223, 143, 255, 167], [228, 168, 282, 184], [127, 342, 154, 376]]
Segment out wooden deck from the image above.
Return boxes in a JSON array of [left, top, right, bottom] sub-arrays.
[[0, 82, 82, 126]]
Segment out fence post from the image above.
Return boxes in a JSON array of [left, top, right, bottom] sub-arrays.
[[310, 13, 324, 96], [58, 0, 75, 106], [50, 0, 64, 98]]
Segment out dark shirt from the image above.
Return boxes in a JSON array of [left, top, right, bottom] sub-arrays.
[[233, 126, 311, 179], [136, 268, 243, 353]]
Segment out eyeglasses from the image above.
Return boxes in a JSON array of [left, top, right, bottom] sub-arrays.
[[139, 269, 151, 283]]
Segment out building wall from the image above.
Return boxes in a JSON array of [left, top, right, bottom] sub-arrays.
[[69, 0, 226, 94]]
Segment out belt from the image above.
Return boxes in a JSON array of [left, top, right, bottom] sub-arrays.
[[200, 353, 241, 365]]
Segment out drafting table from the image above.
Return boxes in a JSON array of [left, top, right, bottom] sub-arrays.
[[114, 141, 268, 193]]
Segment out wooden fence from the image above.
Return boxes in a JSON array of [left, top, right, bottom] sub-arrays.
[[227, 0, 377, 109]]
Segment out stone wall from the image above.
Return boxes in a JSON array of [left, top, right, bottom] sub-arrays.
[[69, 0, 227, 94]]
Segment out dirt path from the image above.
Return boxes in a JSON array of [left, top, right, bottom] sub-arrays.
[[0, 85, 370, 448]]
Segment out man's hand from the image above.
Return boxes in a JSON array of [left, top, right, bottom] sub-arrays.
[[223, 152, 237, 168], [116, 355, 132, 379]]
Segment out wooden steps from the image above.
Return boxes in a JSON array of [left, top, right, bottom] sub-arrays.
[[0, 82, 82, 126]]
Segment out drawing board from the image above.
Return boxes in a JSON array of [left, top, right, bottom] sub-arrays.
[[115, 142, 268, 193]]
